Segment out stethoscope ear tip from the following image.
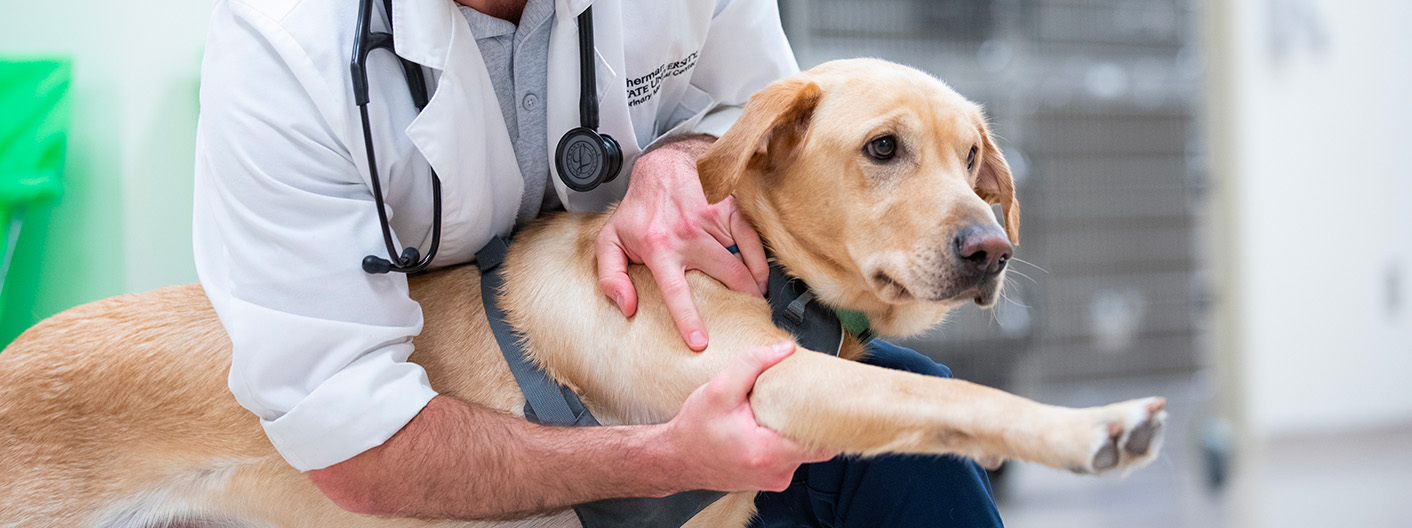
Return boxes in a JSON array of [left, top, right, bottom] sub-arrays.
[[363, 255, 393, 274], [361, 246, 423, 274]]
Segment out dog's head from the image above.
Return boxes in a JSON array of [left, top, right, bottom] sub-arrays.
[[698, 58, 1020, 337]]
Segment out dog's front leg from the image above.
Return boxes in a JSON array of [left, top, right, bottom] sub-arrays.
[[748, 349, 1166, 475]]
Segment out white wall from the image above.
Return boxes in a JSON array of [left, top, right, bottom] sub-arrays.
[[1211, 0, 1412, 437], [116, 0, 216, 293]]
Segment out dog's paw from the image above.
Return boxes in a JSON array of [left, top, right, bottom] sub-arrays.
[[1070, 397, 1166, 475]]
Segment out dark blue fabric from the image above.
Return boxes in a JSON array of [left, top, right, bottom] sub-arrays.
[[749, 341, 1004, 528]]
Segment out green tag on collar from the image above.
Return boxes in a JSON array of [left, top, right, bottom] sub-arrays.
[[833, 308, 877, 344]]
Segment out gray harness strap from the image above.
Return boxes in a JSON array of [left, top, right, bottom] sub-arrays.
[[765, 263, 845, 358], [476, 236, 596, 426], [569, 492, 731, 528], [474, 235, 726, 527]]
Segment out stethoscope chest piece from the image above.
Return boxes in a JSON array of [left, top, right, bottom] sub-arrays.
[[555, 126, 622, 192]]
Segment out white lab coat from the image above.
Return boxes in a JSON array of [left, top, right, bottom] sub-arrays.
[[193, 0, 797, 471]]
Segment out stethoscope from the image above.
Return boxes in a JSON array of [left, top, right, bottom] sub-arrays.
[[352, 0, 622, 274]]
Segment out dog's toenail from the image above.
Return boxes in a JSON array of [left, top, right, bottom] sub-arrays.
[[1147, 398, 1167, 413], [1124, 419, 1162, 457], [1093, 438, 1120, 471]]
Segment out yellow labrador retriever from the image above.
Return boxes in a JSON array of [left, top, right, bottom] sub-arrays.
[[0, 59, 1165, 527]]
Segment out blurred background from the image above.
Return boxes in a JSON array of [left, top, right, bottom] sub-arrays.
[[1, 0, 1408, 526]]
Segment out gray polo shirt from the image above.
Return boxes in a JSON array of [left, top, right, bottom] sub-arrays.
[[458, 0, 562, 225]]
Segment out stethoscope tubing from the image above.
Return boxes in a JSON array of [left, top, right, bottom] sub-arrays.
[[354, 0, 613, 274], [353, 0, 442, 274]]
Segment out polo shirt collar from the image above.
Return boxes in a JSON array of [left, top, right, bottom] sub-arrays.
[[397, 0, 580, 69]]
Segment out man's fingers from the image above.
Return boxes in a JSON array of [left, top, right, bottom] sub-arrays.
[[728, 208, 770, 293], [645, 258, 709, 351], [704, 342, 795, 407], [691, 242, 762, 297], [595, 231, 638, 317]]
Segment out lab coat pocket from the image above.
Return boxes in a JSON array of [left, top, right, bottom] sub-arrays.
[[651, 83, 715, 142]]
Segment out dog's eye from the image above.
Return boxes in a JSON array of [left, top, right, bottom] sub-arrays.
[[865, 135, 897, 161], [966, 145, 978, 172]]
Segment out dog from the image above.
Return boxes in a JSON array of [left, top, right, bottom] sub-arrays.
[[0, 59, 1165, 527]]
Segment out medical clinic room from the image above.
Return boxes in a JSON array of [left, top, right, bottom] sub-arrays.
[[0, 0, 1408, 526]]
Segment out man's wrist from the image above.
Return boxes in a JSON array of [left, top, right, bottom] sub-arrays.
[[630, 134, 717, 193], [623, 422, 699, 497], [641, 133, 717, 159]]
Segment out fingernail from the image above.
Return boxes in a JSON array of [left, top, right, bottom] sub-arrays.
[[772, 342, 794, 355], [614, 293, 625, 308], [758, 281, 768, 295], [689, 331, 707, 349]]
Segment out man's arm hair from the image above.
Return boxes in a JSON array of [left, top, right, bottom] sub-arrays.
[[308, 395, 680, 520], [641, 133, 717, 159]]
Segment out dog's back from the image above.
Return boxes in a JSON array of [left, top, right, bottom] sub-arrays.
[[0, 285, 275, 525]]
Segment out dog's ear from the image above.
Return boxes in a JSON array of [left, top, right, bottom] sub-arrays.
[[698, 78, 823, 204], [974, 120, 1020, 245]]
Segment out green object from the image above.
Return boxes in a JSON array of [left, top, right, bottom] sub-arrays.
[[833, 307, 877, 345], [0, 59, 70, 334]]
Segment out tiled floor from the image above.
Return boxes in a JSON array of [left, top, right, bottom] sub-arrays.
[[992, 374, 1412, 528]]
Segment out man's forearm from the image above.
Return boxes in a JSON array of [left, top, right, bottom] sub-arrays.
[[308, 395, 685, 520]]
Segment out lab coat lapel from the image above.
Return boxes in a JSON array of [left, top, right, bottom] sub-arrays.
[[548, 0, 636, 212], [397, 0, 524, 263], [390, 0, 452, 69]]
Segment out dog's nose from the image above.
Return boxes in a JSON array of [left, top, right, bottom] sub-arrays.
[[955, 225, 1013, 275]]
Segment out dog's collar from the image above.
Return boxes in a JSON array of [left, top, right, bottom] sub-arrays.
[[833, 307, 877, 345], [764, 262, 877, 356]]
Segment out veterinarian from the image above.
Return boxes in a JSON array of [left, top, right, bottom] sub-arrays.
[[193, 0, 1002, 525]]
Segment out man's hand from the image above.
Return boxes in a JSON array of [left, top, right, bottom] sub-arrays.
[[596, 136, 770, 351], [664, 342, 838, 492]]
